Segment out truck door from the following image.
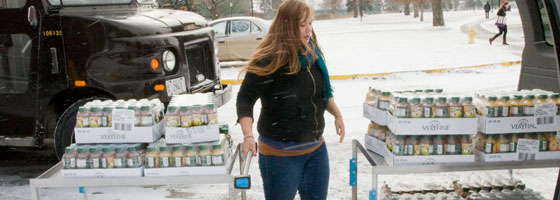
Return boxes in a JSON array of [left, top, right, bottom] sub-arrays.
[[0, 0, 40, 146], [517, 0, 560, 92]]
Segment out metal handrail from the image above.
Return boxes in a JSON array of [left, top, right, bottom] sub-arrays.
[[351, 139, 560, 200], [352, 139, 377, 200], [238, 143, 253, 200], [30, 142, 253, 200]]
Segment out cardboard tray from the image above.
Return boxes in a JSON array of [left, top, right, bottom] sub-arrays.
[[478, 115, 560, 134], [74, 121, 164, 144], [165, 124, 220, 144]]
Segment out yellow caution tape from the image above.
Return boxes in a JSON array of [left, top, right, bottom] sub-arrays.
[[220, 61, 521, 85]]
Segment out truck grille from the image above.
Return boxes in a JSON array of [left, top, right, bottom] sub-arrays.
[[184, 38, 215, 87]]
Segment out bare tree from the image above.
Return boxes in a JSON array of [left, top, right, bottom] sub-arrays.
[[195, 0, 223, 20], [453, 0, 458, 11], [394, 0, 412, 15], [382, 0, 402, 13], [432, 0, 444, 26], [260, 0, 282, 18], [322, 0, 343, 15], [419, 0, 426, 21], [413, 1, 419, 18], [354, 0, 358, 17], [412, 0, 427, 21], [194, 0, 249, 20]]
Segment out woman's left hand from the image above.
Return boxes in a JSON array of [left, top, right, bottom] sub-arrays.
[[334, 116, 345, 143]]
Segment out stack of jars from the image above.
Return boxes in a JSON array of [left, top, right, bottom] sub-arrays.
[[380, 181, 462, 200], [475, 89, 560, 118], [144, 139, 226, 168], [365, 87, 446, 114], [62, 143, 146, 169], [367, 122, 391, 143], [381, 174, 545, 200], [385, 132, 474, 156], [75, 99, 165, 128], [392, 93, 476, 119], [365, 87, 477, 118], [477, 132, 560, 154], [165, 93, 218, 128], [452, 175, 545, 200]]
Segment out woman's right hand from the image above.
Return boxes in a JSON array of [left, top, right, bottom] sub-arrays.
[[242, 136, 257, 157]]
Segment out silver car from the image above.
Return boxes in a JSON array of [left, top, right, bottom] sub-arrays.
[[210, 17, 270, 62]]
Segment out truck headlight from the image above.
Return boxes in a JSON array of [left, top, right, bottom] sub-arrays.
[[162, 50, 176, 72]]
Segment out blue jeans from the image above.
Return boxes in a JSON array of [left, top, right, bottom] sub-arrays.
[[258, 143, 329, 200]]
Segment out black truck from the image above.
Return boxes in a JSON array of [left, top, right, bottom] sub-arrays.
[[0, 0, 231, 158]]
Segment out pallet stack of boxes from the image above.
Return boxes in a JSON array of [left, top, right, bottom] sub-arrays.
[[61, 93, 231, 178]]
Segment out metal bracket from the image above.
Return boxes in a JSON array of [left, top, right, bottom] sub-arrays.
[[369, 190, 376, 200], [349, 158, 356, 187], [50, 47, 59, 74]]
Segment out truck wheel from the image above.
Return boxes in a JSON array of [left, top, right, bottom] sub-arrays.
[[53, 97, 106, 159]]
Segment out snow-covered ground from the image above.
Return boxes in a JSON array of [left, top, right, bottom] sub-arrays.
[[220, 9, 523, 79], [6, 9, 559, 200]]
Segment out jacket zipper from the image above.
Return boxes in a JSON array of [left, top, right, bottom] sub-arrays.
[[307, 67, 319, 140]]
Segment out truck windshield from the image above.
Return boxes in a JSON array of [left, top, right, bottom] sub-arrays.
[[48, 0, 133, 6]]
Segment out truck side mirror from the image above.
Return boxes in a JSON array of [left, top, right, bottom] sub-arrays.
[[27, 6, 38, 28]]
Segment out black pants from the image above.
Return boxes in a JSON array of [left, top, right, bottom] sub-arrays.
[[492, 24, 508, 42]]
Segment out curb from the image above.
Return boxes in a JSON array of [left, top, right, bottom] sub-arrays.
[[220, 61, 521, 85]]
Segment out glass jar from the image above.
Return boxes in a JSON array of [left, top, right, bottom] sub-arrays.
[[497, 96, 510, 117], [461, 135, 473, 155], [422, 97, 434, 118], [410, 97, 423, 118], [159, 146, 172, 168], [396, 97, 410, 118], [172, 145, 184, 167], [185, 145, 198, 167], [462, 96, 476, 118], [435, 97, 449, 118], [145, 146, 159, 168], [212, 144, 225, 166], [199, 145, 212, 166], [62, 147, 77, 169], [449, 97, 462, 118]]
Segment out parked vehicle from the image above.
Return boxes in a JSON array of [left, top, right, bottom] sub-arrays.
[[210, 17, 270, 62], [0, 0, 231, 158], [517, 0, 560, 93], [514, 1, 559, 196]]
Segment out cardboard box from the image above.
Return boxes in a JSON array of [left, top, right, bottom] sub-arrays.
[[165, 124, 220, 144], [364, 134, 387, 157], [61, 167, 143, 178], [363, 103, 389, 126], [475, 149, 517, 162], [475, 150, 560, 162], [384, 151, 475, 166], [478, 115, 560, 134], [74, 121, 164, 144], [536, 151, 560, 160], [386, 114, 477, 135], [144, 165, 228, 177]]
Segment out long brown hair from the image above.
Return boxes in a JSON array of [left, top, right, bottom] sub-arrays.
[[499, 1, 508, 10], [241, 0, 323, 76]]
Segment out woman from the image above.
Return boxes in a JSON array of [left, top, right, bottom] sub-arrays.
[[236, 0, 345, 199], [489, 1, 509, 45]]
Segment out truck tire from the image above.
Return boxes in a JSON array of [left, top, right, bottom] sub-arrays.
[[53, 97, 106, 159]]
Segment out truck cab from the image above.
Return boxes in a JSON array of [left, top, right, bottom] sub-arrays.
[[0, 0, 230, 158]]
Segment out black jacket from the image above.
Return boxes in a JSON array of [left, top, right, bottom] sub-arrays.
[[236, 62, 327, 142]]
